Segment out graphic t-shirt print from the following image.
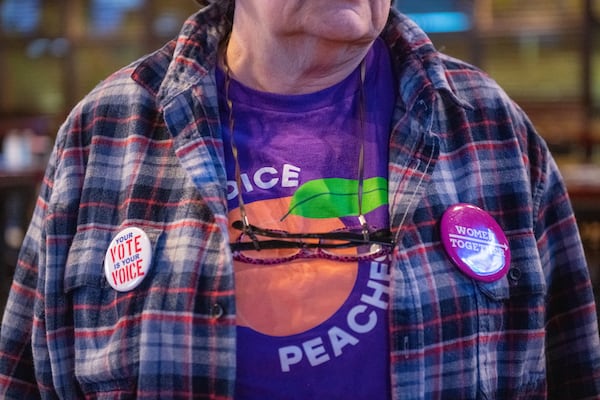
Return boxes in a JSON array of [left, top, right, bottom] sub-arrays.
[[218, 38, 396, 400]]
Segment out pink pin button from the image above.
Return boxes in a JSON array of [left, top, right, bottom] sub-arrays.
[[440, 203, 510, 283]]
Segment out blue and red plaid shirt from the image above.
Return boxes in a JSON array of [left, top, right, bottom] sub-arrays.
[[1, 3, 599, 399]]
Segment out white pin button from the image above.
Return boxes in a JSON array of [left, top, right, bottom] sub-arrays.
[[104, 227, 152, 292]]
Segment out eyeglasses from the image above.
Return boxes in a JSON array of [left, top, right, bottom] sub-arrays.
[[230, 220, 394, 264], [223, 55, 395, 263]]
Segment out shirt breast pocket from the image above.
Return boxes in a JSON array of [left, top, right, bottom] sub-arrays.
[[63, 225, 162, 395], [475, 230, 547, 396]]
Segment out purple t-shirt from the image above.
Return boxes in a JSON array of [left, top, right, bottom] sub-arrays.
[[217, 39, 396, 399]]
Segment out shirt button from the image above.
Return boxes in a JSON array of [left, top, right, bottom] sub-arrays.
[[508, 267, 522, 282], [416, 99, 428, 111], [210, 303, 224, 319]]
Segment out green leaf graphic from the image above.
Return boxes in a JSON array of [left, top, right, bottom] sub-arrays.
[[284, 177, 388, 219]]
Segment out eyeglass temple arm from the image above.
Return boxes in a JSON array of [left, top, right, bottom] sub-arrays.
[[357, 59, 368, 242], [224, 58, 259, 251]]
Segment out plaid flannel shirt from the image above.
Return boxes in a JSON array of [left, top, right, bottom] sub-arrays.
[[1, 4, 599, 399]]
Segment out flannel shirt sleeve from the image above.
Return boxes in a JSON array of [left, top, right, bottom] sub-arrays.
[[532, 135, 600, 398], [0, 121, 67, 398]]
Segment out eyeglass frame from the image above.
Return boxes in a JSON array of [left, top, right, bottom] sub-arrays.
[[230, 222, 393, 265]]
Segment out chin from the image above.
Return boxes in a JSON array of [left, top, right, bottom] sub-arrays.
[[310, 24, 376, 42], [310, 16, 384, 44]]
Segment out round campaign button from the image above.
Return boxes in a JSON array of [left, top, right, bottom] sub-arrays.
[[440, 203, 511, 283], [104, 227, 152, 292]]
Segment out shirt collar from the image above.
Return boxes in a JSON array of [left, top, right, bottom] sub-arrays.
[[132, 3, 232, 107], [132, 6, 472, 111], [382, 9, 473, 111]]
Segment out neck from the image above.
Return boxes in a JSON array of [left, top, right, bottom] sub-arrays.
[[223, 29, 373, 95]]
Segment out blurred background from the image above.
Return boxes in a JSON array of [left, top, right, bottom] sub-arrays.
[[0, 0, 599, 313]]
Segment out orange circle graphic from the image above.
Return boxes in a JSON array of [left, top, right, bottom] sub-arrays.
[[228, 197, 359, 337]]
